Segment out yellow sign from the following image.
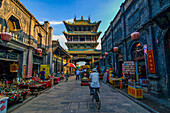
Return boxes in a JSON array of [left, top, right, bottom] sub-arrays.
[[40, 65, 50, 79], [128, 86, 143, 99], [23, 65, 26, 78]]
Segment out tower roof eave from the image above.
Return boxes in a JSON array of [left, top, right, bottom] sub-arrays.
[[63, 31, 101, 36], [63, 20, 101, 26]]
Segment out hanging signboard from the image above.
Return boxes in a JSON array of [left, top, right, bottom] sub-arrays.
[[22, 65, 26, 78], [147, 50, 156, 73]]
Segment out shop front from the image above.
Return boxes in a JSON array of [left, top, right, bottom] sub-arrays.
[[0, 47, 23, 83], [131, 42, 147, 87], [32, 54, 43, 77]]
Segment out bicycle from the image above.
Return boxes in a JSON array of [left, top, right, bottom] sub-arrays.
[[91, 88, 101, 110]]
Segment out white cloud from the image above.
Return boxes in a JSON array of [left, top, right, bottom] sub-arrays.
[[53, 35, 68, 49], [40, 19, 73, 25], [96, 38, 101, 50]]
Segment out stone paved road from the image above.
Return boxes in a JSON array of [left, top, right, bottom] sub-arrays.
[[12, 76, 150, 113]]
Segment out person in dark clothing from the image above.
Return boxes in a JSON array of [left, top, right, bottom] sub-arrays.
[[40, 68, 45, 80]]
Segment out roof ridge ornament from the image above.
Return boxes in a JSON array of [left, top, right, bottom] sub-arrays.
[[74, 14, 76, 22], [81, 16, 83, 21], [88, 15, 91, 22]]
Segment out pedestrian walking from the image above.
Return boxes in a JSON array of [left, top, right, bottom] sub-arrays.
[[76, 69, 80, 80], [65, 72, 69, 82], [40, 68, 45, 81]]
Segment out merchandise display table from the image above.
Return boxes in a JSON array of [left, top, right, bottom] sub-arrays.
[[128, 82, 143, 99], [18, 84, 29, 89], [54, 77, 60, 84], [39, 80, 51, 88], [29, 84, 46, 93], [109, 78, 125, 89]]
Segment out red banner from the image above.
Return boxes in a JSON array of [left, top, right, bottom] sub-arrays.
[[147, 50, 156, 73]]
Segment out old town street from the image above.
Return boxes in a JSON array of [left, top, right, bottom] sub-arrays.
[[11, 76, 150, 113]]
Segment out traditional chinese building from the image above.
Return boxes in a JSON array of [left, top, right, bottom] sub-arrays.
[[0, 0, 53, 78], [63, 16, 101, 67], [52, 40, 72, 74], [101, 0, 170, 100]]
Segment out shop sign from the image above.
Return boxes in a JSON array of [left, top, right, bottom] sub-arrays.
[[0, 50, 18, 60], [33, 56, 43, 64], [40, 65, 50, 79], [0, 52, 6, 58], [152, 7, 170, 30], [122, 63, 125, 75], [0, 98, 8, 112], [128, 86, 143, 99], [8, 53, 17, 60], [123, 61, 135, 76], [147, 50, 156, 73], [23, 65, 26, 79], [143, 44, 148, 70]]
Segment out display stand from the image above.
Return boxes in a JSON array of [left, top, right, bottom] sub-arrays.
[[128, 82, 143, 99], [124, 61, 143, 99], [39, 80, 51, 88]]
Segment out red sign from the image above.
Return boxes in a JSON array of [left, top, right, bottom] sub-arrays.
[[147, 50, 156, 73]]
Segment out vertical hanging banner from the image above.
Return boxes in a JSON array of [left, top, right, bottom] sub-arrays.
[[147, 50, 156, 73]]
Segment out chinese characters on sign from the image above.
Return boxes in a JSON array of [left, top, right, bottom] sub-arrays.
[[123, 61, 135, 78], [147, 50, 156, 73]]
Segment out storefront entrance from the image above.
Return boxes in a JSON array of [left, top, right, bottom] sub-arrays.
[[0, 60, 18, 83], [131, 42, 147, 86]]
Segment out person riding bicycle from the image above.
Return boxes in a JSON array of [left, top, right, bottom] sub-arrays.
[[89, 68, 100, 95]]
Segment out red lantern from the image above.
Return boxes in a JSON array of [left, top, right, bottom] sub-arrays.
[[131, 32, 140, 40], [113, 47, 119, 52], [39, 54, 42, 56], [36, 48, 42, 54], [100, 57, 103, 60], [104, 52, 108, 56], [0, 32, 12, 42]]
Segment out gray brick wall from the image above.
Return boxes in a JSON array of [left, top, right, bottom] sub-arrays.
[[101, 0, 170, 99]]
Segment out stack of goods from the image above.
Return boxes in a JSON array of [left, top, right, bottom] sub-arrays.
[[81, 77, 89, 86], [0, 85, 29, 103]]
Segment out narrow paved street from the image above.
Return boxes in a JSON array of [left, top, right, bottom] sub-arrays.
[[12, 76, 150, 113]]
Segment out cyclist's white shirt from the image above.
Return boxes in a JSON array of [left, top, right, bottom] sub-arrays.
[[89, 72, 100, 88]]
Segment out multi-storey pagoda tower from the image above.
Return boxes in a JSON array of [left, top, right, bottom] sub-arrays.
[[63, 16, 101, 66]]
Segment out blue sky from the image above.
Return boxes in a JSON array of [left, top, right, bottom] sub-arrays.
[[19, 0, 124, 49]]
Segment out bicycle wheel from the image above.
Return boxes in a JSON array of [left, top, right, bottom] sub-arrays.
[[95, 91, 101, 110], [97, 100, 101, 110]]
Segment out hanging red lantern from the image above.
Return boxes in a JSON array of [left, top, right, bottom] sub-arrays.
[[104, 52, 108, 56], [100, 57, 103, 60], [0, 32, 12, 42], [36, 48, 42, 54], [113, 47, 119, 52], [39, 54, 42, 56], [131, 32, 140, 40]]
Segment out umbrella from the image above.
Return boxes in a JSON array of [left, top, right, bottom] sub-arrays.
[[63, 63, 76, 68]]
